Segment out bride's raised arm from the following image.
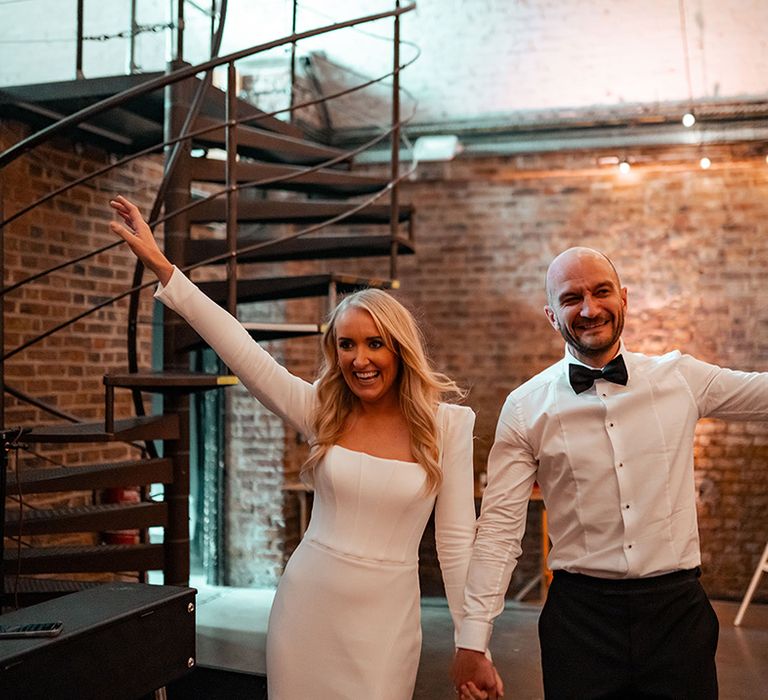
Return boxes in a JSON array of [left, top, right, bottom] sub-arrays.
[[109, 195, 316, 436], [110, 195, 174, 285]]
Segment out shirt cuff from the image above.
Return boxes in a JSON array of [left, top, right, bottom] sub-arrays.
[[455, 619, 493, 652]]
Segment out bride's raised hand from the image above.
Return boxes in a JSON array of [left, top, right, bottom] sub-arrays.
[[109, 195, 174, 285]]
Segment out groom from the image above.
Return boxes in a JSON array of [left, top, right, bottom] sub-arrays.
[[452, 247, 768, 699]]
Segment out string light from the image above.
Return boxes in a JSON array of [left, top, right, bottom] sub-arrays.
[[699, 156, 711, 169], [618, 161, 631, 175], [678, 2, 697, 130]]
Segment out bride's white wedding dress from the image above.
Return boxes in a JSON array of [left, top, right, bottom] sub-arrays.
[[156, 269, 477, 699]]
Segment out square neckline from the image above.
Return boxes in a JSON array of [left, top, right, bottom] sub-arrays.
[[331, 444, 419, 465]]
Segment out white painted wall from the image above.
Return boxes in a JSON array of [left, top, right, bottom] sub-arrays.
[[1, 1, 766, 124]]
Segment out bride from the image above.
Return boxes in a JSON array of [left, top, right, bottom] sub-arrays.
[[109, 195, 499, 699]]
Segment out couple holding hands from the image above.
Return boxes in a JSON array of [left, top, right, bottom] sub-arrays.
[[111, 195, 768, 699]]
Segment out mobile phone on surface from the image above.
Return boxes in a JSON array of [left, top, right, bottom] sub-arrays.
[[0, 621, 63, 639]]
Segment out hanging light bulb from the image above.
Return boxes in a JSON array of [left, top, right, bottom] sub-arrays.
[[699, 156, 711, 169], [682, 112, 696, 127], [618, 160, 631, 175]]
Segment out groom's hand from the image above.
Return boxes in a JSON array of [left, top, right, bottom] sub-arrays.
[[452, 648, 502, 699]]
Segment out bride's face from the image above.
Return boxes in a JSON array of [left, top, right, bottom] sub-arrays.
[[334, 307, 400, 406]]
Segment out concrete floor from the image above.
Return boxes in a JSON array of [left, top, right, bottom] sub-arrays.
[[194, 583, 768, 699]]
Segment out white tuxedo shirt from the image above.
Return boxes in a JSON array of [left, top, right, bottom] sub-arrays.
[[457, 344, 768, 651]]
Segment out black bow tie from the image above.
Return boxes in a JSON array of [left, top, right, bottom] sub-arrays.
[[569, 355, 628, 394]]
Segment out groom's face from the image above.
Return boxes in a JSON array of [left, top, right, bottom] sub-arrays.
[[544, 254, 627, 365]]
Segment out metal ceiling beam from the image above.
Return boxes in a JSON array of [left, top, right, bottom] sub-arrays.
[[341, 99, 768, 162]]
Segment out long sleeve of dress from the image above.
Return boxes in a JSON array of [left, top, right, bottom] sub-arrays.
[[434, 403, 479, 641], [455, 396, 537, 652], [154, 267, 316, 437]]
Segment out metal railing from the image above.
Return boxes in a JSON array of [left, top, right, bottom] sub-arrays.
[[0, 0, 418, 591], [0, 1, 418, 427]]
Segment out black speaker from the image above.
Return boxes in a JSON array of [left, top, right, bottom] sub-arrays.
[[0, 582, 196, 700]]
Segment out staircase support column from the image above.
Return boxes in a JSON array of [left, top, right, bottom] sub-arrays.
[[75, 0, 84, 79], [389, 0, 401, 280], [225, 62, 239, 317], [0, 173, 5, 434], [0, 174, 5, 599], [174, 0, 185, 64], [161, 62, 194, 586], [163, 398, 190, 586]]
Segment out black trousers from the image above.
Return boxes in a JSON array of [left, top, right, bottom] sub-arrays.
[[538, 568, 719, 699]]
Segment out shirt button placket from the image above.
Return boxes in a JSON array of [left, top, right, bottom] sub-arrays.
[[622, 498, 637, 569]]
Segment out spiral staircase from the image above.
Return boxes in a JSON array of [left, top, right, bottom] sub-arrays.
[[0, 2, 417, 607]]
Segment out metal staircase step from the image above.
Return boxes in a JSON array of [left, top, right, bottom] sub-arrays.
[[194, 115, 345, 165], [1, 576, 105, 606], [102, 372, 237, 433], [190, 158, 386, 196], [164, 273, 397, 353], [0, 72, 163, 104], [0, 73, 167, 152], [171, 268, 396, 358], [200, 80, 304, 139], [5, 502, 168, 536], [3, 544, 165, 574], [24, 415, 180, 444], [0, 74, 303, 154], [196, 273, 396, 305], [3, 576, 102, 595], [187, 233, 415, 265], [174, 322, 325, 354], [104, 371, 238, 393], [242, 322, 323, 337], [189, 198, 413, 225], [11, 458, 174, 494]]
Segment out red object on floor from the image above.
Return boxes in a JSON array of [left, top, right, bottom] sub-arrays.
[[101, 487, 140, 545]]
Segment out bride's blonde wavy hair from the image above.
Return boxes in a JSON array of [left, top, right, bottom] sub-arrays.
[[303, 288, 464, 493]]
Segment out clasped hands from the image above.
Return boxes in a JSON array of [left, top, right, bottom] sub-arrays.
[[452, 648, 505, 699]]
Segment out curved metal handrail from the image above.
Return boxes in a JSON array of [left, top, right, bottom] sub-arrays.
[[1, 4, 420, 595], [2, 157, 418, 364], [0, 46, 420, 294], [1, 60, 422, 365], [119, 0, 231, 449], [2, 2, 419, 426], [2, 153, 419, 426], [3, 166, 419, 433], [0, 3, 416, 169]]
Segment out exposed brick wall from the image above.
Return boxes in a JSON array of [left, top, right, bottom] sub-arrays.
[[1, 119, 160, 567], [225, 372, 287, 586], [323, 143, 768, 601], [5, 114, 767, 606], [280, 284, 326, 562], [220, 286, 314, 587], [0, 121, 310, 588], [188, 251, 322, 586]]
